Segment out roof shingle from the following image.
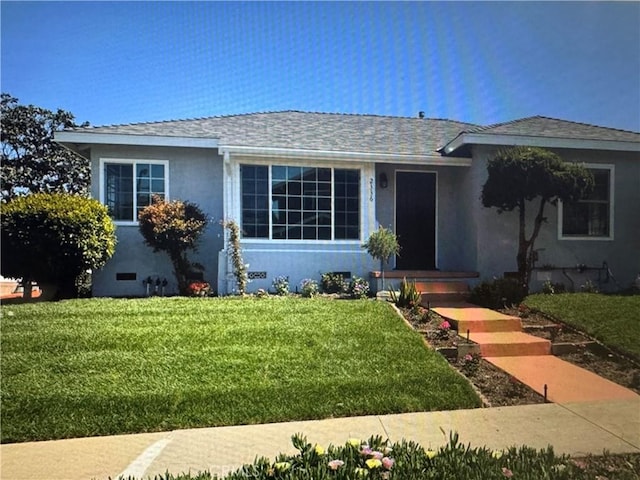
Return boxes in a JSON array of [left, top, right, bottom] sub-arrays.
[[72, 111, 478, 156]]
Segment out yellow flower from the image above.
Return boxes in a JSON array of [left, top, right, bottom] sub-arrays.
[[314, 444, 325, 455], [366, 458, 382, 469], [355, 467, 369, 477], [274, 461, 291, 472], [492, 450, 504, 459], [425, 449, 437, 459], [347, 438, 361, 447]]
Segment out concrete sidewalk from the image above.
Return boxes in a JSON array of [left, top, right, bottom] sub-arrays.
[[2, 398, 639, 480]]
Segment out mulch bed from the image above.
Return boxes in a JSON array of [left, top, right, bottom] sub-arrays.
[[401, 305, 640, 406]]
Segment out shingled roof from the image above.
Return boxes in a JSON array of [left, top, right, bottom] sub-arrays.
[[69, 111, 478, 157], [467, 116, 640, 143]]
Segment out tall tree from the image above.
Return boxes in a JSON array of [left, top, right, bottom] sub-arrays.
[[1, 93, 89, 202], [481, 147, 594, 292]]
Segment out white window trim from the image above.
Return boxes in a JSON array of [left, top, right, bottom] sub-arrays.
[[99, 158, 170, 226], [236, 159, 368, 244], [558, 163, 614, 241]]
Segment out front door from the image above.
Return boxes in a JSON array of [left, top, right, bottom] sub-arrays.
[[395, 171, 436, 270]]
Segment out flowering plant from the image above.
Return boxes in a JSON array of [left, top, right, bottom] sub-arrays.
[[272, 276, 289, 296], [188, 281, 211, 297], [218, 432, 585, 479], [436, 320, 452, 340], [300, 278, 319, 297], [460, 353, 481, 377], [348, 276, 370, 299]]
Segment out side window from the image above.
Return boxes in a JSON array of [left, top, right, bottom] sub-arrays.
[[102, 160, 167, 222], [561, 166, 613, 239]]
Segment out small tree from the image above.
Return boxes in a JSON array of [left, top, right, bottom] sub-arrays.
[[1, 93, 89, 202], [138, 196, 208, 295], [362, 226, 400, 290], [481, 147, 594, 292], [0, 193, 116, 300]]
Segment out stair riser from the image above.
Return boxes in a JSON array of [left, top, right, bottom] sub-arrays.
[[415, 281, 470, 294], [457, 319, 522, 334], [420, 293, 469, 306], [479, 342, 551, 357]]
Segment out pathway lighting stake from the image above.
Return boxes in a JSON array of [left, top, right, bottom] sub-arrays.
[[467, 329, 470, 341], [544, 384, 548, 402]]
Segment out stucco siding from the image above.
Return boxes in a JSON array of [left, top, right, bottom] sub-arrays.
[[374, 163, 476, 272], [90, 145, 224, 297], [471, 145, 640, 291]]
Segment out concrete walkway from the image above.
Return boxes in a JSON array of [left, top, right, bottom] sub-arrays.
[[1, 399, 639, 480], [433, 305, 639, 403]]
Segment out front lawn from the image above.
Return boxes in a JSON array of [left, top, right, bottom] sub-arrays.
[[0, 297, 481, 443], [525, 293, 640, 359]]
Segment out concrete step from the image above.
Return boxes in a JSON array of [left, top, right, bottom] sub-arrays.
[[420, 292, 469, 307], [433, 306, 523, 333], [415, 281, 470, 307], [469, 332, 551, 357], [414, 281, 470, 294]]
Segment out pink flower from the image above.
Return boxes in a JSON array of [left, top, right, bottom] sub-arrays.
[[360, 446, 373, 456], [439, 320, 451, 330], [502, 467, 514, 478], [328, 459, 344, 470], [382, 457, 395, 470], [371, 451, 384, 460], [464, 354, 473, 362]]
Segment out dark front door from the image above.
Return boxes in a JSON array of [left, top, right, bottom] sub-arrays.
[[395, 171, 436, 270]]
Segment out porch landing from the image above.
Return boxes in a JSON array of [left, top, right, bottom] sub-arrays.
[[370, 270, 479, 279], [370, 271, 478, 304]]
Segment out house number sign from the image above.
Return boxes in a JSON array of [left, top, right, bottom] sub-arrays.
[[369, 178, 374, 202]]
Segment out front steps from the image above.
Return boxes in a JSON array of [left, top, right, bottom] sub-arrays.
[[370, 271, 477, 306], [469, 332, 551, 357], [433, 306, 551, 357]]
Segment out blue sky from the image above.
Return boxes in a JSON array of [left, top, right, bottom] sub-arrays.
[[2, 1, 639, 131]]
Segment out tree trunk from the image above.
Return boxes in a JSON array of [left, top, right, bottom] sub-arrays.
[[22, 277, 33, 301], [516, 200, 529, 292], [517, 198, 548, 295]]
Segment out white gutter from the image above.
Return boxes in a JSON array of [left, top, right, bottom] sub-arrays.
[[54, 131, 220, 149], [443, 133, 640, 155], [219, 145, 472, 166]]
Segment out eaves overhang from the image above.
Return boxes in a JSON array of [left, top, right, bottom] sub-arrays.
[[441, 133, 640, 155], [219, 145, 472, 166], [54, 131, 220, 151]]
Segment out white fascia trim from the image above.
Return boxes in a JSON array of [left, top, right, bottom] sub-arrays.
[[55, 131, 219, 149], [219, 145, 471, 166], [442, 133, 640, 154]]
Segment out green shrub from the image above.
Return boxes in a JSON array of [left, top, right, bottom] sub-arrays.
[[321, 272, 347, 294], [469, 278, 525, 309], [300, 279, 319, 298], [272, 276, 289, 295], [348, 276, 370, 299], [0, 192, 116, 299], [389, 277, 421, 308], [140, 197, 208, 295]]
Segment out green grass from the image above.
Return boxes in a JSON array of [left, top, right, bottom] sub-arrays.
[[0, 297, 481, 443], [525, 293, 640, 358]]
